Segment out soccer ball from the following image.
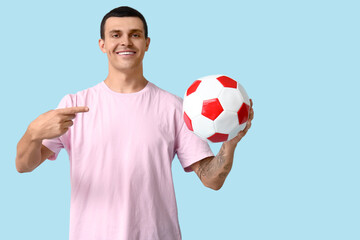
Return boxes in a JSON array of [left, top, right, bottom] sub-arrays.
[[183, 75, 250, 143]]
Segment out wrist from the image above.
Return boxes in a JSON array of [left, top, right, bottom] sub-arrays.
[[223, 141, 237, 152]]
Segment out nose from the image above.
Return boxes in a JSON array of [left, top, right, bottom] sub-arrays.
[[120, 35, 132, 46]]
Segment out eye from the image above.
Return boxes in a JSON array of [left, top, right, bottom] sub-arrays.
[[132, 33, 140, 38], [112, 34, 119, 38]]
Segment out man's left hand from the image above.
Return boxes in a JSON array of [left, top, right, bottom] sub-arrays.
[[225, 99, 254, 147]]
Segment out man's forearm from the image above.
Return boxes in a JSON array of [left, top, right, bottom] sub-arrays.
[[16, 128, 42, 173], [197, 99, 253, 190], [198, 142, 237, 190]]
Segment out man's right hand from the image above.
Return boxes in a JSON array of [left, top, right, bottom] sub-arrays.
[[28, 106, 89, 141]]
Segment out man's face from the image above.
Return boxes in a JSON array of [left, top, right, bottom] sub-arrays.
[[99, 17, 150, 73]]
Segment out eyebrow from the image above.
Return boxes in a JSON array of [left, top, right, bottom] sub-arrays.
[[108, 29, 143, 34]]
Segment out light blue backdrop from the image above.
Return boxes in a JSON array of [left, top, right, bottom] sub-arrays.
[[1, 0, 359, 239]]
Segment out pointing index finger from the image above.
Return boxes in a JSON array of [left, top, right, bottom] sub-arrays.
[[58, 106, 89, 114]]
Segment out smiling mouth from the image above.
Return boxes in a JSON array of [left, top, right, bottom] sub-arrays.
[[116, 51, 136, 56]]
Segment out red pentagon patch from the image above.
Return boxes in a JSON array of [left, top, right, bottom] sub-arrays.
[[183, 112, 193, 131], [208, 133, 229, 143], [216, 76, 237, 88], [237, 103, 250, 124], [202, 98, 223, 120], [186, 80, 201, 96]]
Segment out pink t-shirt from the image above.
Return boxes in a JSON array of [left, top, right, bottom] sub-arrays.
[[41, 81, 214, 240]]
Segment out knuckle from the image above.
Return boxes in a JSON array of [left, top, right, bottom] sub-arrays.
[[56, 116, 63, 123]]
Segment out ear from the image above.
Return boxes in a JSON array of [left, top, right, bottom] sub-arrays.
[[145, 37, 151, 52], [98, 38, 106, 53]]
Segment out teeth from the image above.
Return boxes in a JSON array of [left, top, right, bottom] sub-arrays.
[[117, 51, 135, 55]]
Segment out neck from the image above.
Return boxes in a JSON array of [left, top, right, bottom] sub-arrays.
[[104, 64, 148, 93]]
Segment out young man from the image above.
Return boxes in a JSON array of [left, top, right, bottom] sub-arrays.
[[15, 6, 254, 240]]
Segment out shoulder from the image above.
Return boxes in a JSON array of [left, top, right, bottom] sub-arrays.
[[149, 82, 185, 135], [149, 82, 183, 108], [74, 82, 101, 97], [56, 82, 101, 108]]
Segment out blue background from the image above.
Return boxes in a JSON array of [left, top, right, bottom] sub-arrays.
[[1, 0, 359, 239]]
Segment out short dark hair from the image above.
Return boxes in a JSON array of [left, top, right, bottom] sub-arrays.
[[100, 6, 148, 40]]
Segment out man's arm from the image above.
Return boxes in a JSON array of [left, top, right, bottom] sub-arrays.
[[191, 142, 236, 190], [15, 106, 89, 173], [191, 99, 254, 190], [15, 127, 55, 173]]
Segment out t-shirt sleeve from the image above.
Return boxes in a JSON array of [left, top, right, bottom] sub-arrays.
[[175, 121, 214, 173], [41, 94, 72, 161]]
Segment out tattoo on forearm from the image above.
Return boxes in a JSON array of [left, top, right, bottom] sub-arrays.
[[218, 171, 228, 179], [198, 144, 231, 181], [218, 163, 232, 179]]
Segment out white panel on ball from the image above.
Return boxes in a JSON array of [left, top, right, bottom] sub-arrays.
[[237, 83, 250, 105], [183, 93, 203, 119], [196, 76, 224, 100], [214, 111, 239, 133], [218, 88, 243, 112], [192, 115, 216, 139]]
